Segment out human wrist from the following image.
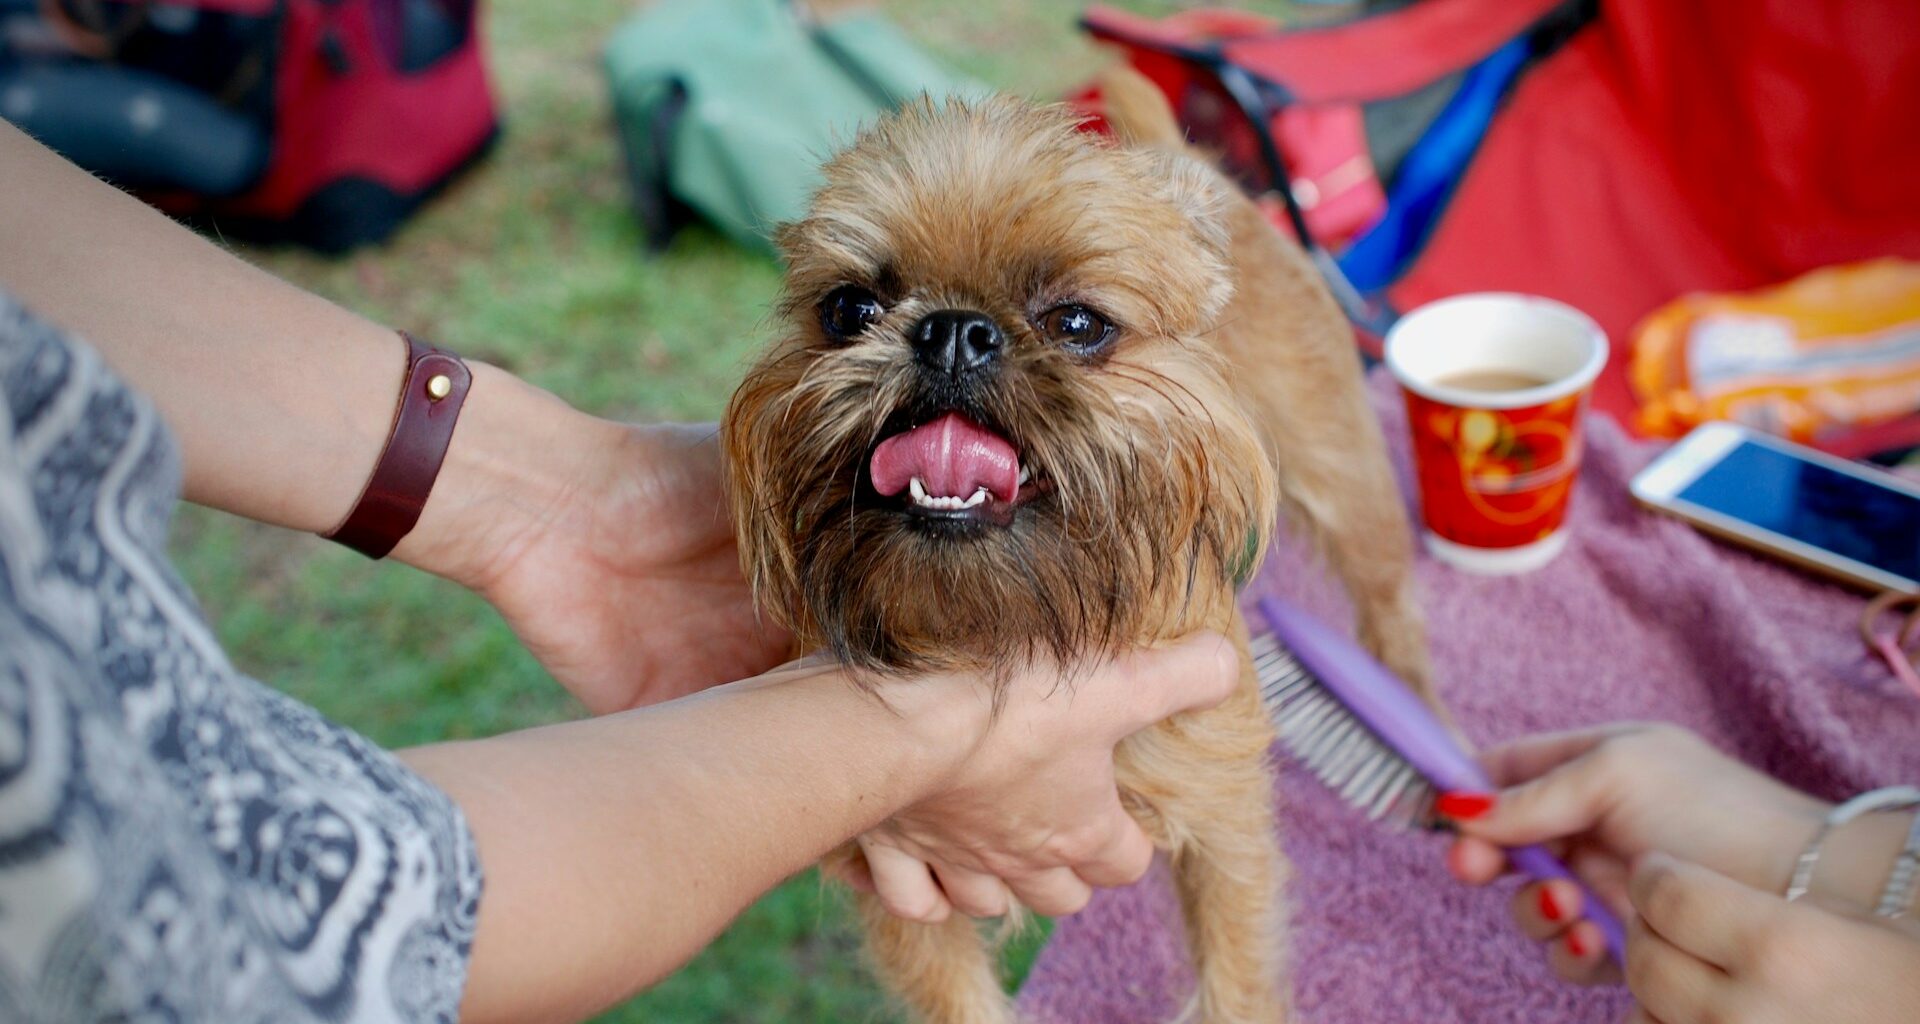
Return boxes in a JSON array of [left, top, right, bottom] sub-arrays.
[[733, 662, 987, 812], [1808, 809, 1920, 913], [898, 679, 995, 806], [1742, 792, 1834, 894], [389, 361, 616, 589], [848, 668, 994, 807]]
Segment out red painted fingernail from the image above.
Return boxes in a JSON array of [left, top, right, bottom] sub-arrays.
[[1538, 885, 1563, 922], [1435, 791, 1496, 820], [1564, 928, 1589, 959]]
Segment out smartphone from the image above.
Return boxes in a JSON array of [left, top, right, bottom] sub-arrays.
[[1630, 421, 1920, 593]]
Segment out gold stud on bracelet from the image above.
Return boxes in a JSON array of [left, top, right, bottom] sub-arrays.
[[425, 373, 453, 401]]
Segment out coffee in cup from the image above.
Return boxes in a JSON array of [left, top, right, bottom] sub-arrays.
[[1384, 293, 1608, 575]]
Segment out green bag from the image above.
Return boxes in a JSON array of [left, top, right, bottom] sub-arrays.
[[604, 0, 986, 254]]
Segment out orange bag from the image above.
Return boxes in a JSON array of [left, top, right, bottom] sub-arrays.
[[1631, 259, 1920, 457]]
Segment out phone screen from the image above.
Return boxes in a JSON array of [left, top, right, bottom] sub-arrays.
[[1676, 442, 1920, 583]]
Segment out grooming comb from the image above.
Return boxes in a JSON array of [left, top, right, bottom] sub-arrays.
[[1252, 594, 1628, 964]]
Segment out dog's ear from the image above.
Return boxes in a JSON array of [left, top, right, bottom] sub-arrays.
[[772, 220, 803, 262], [1145, 149, 1232, 259], [1098, 64, 1234, 266], [1135, 148, 1235, 325]]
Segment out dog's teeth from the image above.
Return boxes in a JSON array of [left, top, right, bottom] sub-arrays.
[[1018, 466, 1032, 486], [905, 477, 995, 512]]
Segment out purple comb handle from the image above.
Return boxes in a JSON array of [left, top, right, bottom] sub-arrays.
[[1256, 595, 1627, 965]]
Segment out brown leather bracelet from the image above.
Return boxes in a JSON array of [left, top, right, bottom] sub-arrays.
[[325, 331, 472, 559]]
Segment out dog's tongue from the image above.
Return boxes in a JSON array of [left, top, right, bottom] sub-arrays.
[[870, 413, 1020, 502]]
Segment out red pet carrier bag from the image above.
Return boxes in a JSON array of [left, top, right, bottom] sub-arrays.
[[2, 0, 497, 252], [1077, 0, 1920, 432]]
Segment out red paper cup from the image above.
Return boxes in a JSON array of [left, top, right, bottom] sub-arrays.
[[1385, 294, 1607, 575]]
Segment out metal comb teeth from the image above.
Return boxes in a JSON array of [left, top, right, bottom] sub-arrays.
[[1252, 631, 1436, 831]]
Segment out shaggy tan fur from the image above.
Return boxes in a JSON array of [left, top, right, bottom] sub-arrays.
[[722, 67, 1433, 1024]]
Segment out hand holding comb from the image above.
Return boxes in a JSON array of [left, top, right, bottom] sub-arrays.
[[1252, 594, 1628, 965]]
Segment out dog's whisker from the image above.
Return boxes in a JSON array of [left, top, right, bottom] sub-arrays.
[[1191, 314, 1244, 340]]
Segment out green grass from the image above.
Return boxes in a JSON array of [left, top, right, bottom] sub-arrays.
[[173, 1, 1284, 1019]]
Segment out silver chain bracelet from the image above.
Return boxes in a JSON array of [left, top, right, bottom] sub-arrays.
[[1876, 805, 1920, 918], [1785, 785, 1920, 915]]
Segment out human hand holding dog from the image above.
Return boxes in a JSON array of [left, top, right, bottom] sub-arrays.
[[472, 422, 792, 712], [842, 634, 1242, 922], [394, 396, 792, 713], [1437, 723, 1920, 1020]]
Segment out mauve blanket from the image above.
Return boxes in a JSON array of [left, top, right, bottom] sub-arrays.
[[1016, 371, 1920, 1024]]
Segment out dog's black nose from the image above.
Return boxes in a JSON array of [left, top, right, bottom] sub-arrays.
[[911, 310, 1003, 376]]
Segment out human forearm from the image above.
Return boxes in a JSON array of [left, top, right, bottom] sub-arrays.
[[404, 633, 1240, 1023], [0, 119, 400, 529], [401, 663, 979, 1024], [0, 120, 598, 587]]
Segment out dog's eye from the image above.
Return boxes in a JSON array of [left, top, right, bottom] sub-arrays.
[[819, 286, 886, 340], [1038, 304, 1115, 352]]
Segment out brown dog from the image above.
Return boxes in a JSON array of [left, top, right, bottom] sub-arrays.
[[722, 69, 1433, 1024]]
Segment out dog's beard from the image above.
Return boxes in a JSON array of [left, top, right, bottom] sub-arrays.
[[722, 95, 1278, 678], [728, 338, 1270, 676]]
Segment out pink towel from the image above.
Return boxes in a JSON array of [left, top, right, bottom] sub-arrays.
[[1016, 371, 1920, 1023]]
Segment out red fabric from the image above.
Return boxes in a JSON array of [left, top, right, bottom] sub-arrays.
[[1083, 0, 1562, 102], [1077, 14, 1389, 244], [1080, 6, 1278, 54], [1215, 0, 1563, 102], [1390, 0, 1920, 427], [252, 0, 494, 215], [156, 0, 496, 222], [130, 0, 276, 13], [1271, 103, 1383, 245]]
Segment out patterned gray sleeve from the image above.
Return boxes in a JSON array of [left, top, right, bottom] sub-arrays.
[[0, 293, 483, 1023]]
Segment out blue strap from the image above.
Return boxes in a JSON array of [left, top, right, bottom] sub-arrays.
[[1338, 36, 1532, 292]]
